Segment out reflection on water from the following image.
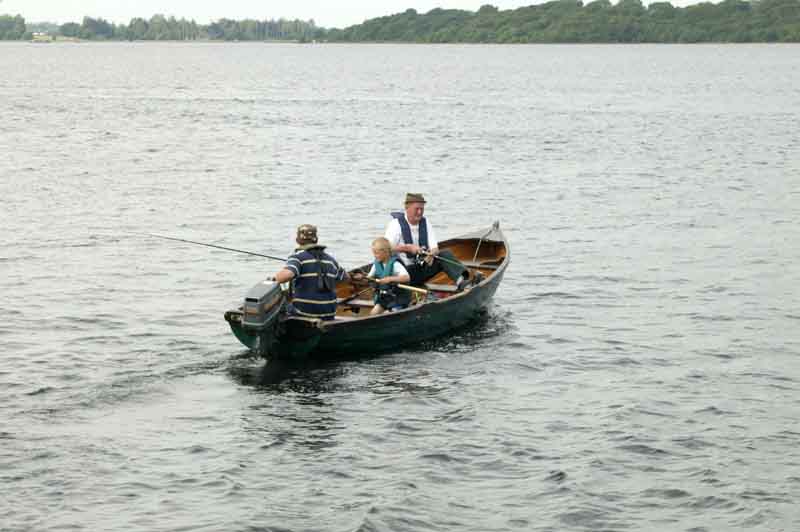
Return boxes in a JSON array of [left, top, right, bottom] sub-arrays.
[[227, 357, 350, 391], [236, 375, 345, 452], [224, 314, 512, 455]]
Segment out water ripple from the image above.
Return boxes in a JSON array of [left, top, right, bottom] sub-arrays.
[[3, 42, 800, 532]]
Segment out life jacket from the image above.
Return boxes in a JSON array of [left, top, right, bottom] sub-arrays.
[[390, 212, 428, 261], [372, 255, 399, 280], [371, 255, 410, 309], [286, 246, 342, 320]]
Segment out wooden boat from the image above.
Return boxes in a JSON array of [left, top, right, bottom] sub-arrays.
[[224, 222, 508, 360]]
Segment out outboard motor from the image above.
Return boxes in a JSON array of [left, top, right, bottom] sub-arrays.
[[241, 280, 285, 331]]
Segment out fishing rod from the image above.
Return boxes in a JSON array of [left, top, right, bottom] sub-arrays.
[[417, 249, 465, 269], [128, 232, 287, 262]]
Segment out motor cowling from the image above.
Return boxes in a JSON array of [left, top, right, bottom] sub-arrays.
[[241, 280, 285, 331]]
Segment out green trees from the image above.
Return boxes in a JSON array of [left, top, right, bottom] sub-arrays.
[[79, 16, 114, 39], [203, 18, 317, 41], [6, 1, 800, 43], [0, 14, 26, 40], [59, 22, 80, 38], [328, 0, 800, 42], [3, 13, 316, 41], [754, 0, 800, 40], [128, 18, 148, 40]]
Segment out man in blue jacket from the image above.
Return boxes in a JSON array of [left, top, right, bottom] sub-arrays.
[[273, 224, 347, 320]]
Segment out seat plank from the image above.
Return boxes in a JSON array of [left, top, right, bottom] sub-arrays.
[[337, 298, 374, 307], [460, 260, 500, 270], [334, 315, 360, 321], [425, 283, 459, 293]]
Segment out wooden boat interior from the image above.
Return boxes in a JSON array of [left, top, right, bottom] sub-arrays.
[[332, 233, 507, 320]]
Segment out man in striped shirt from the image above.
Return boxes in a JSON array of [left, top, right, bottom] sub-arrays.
[[273, 224, 348, 320]]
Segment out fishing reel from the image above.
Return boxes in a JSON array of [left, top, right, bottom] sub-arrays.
[[414, 246, 430, 266]]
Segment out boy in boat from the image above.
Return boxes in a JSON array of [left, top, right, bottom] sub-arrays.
[[385, 193, 469, 290], [272, 224, 347, 321], [366, 237, 411, 315]]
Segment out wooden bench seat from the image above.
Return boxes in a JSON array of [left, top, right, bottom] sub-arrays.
[[337, 298, 374, 307], [460, 260, 500, 270], [425, 283, 459, 293], [334, 315, 360, 321]]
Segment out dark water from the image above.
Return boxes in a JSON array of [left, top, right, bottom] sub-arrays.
[[2, 42, 799, 531]]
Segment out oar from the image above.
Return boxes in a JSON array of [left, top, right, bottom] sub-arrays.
[[339, 282, 427, 305], [397, 283, 428, 294], [364, 275, 429, 295], [338, 286, 373, 305], [127, 231, 287, 262]]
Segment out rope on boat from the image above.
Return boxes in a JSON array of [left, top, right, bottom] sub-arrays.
[[472, 226, 495, 262]]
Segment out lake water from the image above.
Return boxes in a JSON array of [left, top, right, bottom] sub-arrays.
[[1, 42, 799, 531]]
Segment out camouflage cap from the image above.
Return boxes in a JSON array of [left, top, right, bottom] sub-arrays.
[[404, 192, 426, 205], [296, 224, 318, 245]]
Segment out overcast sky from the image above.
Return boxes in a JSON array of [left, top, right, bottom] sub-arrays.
[[1, 1, 569, 29]]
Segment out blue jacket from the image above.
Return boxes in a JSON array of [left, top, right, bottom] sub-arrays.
[[285, 246, 345, 320]]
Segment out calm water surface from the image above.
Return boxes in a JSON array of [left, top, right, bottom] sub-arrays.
[[1, 42, 800, 531]]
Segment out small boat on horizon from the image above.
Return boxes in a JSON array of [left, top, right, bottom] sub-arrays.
[[224, 221, 509, 361]]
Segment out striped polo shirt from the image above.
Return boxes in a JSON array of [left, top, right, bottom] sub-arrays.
[[285, 247, 345, 320]]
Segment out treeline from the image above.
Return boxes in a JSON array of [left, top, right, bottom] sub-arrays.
[[4, 0, 800, 43], [0, 14, 321, 41], [0, 14, 27, 39], [328, 0, 800, 43]]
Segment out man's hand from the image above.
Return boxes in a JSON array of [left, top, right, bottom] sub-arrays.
[[400, 243, 421, 255], [273, 269, 295, 284]]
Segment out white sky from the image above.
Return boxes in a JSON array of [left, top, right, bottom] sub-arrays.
[[2, 1, 562, 28]]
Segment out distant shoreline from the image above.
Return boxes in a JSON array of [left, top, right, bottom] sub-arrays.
[[11, 39, 799, 45], [5, 1, 800, 44], [25, 37, 307, 44]]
